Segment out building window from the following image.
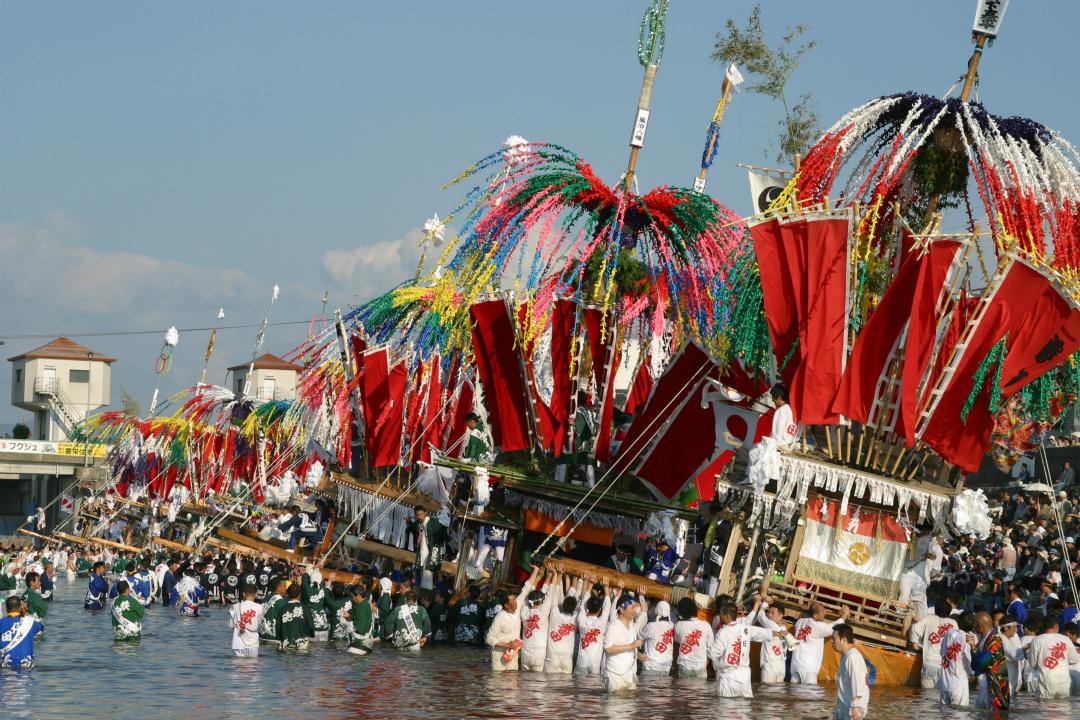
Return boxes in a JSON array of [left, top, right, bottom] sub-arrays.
[[15, 369, 22, 383], [70, 369, 90, 383]]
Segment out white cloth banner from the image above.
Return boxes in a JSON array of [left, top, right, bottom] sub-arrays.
[[748, 169, 788, 214], [973, 0, 1010, 36]]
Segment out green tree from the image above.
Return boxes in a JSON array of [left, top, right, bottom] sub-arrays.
[[713, 3, 819, 163], [12, 422, 31, 439]]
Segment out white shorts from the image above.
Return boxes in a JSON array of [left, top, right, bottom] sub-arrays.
[[544, 653, 574, 674], [832, 703, 868, 719], [791, 670, 819, 685], [313, 631, 329, 642], [606, 671, 637, 693], [346, 646, 370, 656], [761, 662, 786, 684], [940, 680, 969, 707], [575, 658, 602, 675], [519, 650, 545, 672], [920, 664, 942, 689], [1032, 676, 1072, 699], [233, 647, 259, 658], [677, 664, 708, 678], [716, 670, 753, 698]]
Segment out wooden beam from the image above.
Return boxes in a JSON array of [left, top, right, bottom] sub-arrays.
[[541, 556, 673, 601]]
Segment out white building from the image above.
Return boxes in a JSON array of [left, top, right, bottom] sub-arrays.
[[228, 353, 302, 401], [9, 337, 114, 441]]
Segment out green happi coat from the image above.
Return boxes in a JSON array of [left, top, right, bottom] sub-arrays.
[[348, 599, 375, 653], [462, 422, 493, 464], [0, 572, 17, 593], [429, 603, 450, 643], [383, 602, 431, 649], [278, 599, 312, 650], [410, 517, 449, 575], [258, 593, 287, 642], [75, 557, 91, 577], [111, 594, 145, 641], [324, 593, 351, 642], [24, 589, 47, 622], [451, 598, 483, 644], [300, 574, 329, 636]]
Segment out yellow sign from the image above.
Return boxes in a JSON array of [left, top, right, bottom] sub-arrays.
[[56, 442, 108, 458]]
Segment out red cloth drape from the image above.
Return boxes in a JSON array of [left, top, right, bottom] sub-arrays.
[[790, 215, 849, 424], [470, 299, 532, 452]]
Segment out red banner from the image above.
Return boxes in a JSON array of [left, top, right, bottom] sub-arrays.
[[617, 343, 716, 471], [361, 349, 407, 467], [920, 260, 1071, 472], [548, 299, 576, 456], [894, 239, 965, 445], [419, 360, 445, 463], [623, 357, 654, 416], [470, 299, 532, 452], [582, 306, 619, 463], [751, 218, 802, 386], [790, 214, 849, 424]]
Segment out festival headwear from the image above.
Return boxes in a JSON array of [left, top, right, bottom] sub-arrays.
[[655, 600, 671, 619], [526, 589, 546, 607], [617, 593, 638, 610], [1067, 537, 1075, 545], [379, 577, 393, 595]]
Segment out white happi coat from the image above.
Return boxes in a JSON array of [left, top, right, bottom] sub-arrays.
[[674, 617, 714, 675], [710, 621, 774, 697], [791, 617, 840, 683], [939, 627, 972, 706], [909, 612, 955, 688], [640, 619, 674, 674], [1028, 633, 1080, 699], [574, 596, 612, 675]]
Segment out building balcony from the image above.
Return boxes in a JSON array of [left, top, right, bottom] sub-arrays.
[[255, 387, 292, 402], [33, 376, 59, 395]]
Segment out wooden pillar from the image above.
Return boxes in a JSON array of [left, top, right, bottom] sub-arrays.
[[315, 511, 338, 560], [784, 507, 808, 584], [454, 530, 474, 593], [716, 521, 744, 596]]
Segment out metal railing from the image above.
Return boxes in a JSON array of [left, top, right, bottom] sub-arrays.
[[33, 376, 59, 395], [255, 387, 292, 402]]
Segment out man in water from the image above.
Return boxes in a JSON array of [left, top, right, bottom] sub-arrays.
[[908, 591, 956, 689], [259, 577, 287, 644], [229, 584, 263, 657], [22, 571, 47, 628], [791, 602, 850, 683], [603, 591, 648, 693], [84, 561, 110, 610], [175, 567, 207, 617], [831, 623, 869, 720], [346, 584, 375, 655], [673, 596, 713, 678], [485, 590, 522, 671], [0, 595, 42, 669], [939, 610, 974, 706], [160, 558, 179, 607], [383, 589, 431, 651], [111, 580, 145, 642], [1027, 614, 1080, 698], [278, 582, 312, 651], [710, 601, 781, 698], [971, 611, 1010, 710]]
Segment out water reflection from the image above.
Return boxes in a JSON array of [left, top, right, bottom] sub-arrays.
[[1, 577, 1078, 719]]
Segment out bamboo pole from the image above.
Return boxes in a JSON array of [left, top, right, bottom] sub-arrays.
[[694, 74, 733, 192], [625, 63, 657, 192]]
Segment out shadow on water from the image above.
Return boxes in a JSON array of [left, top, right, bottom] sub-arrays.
[[2, 577, 1079, 719]]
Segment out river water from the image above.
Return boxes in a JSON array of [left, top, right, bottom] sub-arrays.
[[3, 576, 1078, 719]]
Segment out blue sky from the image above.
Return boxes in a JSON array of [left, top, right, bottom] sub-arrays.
[[2, 0, 1077, 424]]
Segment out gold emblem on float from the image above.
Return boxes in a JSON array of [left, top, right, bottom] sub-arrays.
[[847, 542, 872, 566]]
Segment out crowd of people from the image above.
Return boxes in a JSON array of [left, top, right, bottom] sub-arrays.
[[1, 541, 873, 718]]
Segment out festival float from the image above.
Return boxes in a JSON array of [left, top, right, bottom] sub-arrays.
[[31, 0, 1080, 687]]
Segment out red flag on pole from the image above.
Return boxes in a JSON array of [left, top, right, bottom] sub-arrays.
[[470, 299, 532, 453], [789, 213, 849, 424], [920, 259, 1080, 472], [617, 343, 716, 468], [548, 298, 576, 456], [750, 217, 802, 385]]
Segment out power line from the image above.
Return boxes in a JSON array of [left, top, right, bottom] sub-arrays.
[[0, 320, 323, 342]]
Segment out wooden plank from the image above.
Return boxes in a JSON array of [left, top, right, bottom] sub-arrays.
[[212, 528, 362, 585], [541, 556, 674, 601], [350, 538, 457, 576], [49, 530, 142, 553], [149, 536, 195, 554]]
